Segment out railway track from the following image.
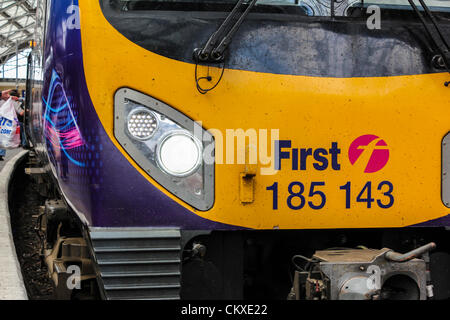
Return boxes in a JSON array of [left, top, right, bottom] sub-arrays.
[[8, 153, 53, 300]]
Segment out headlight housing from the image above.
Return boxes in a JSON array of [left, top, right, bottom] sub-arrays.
[[114, 88, 214, 210]]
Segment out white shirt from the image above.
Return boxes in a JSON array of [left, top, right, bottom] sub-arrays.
[[0, 99, 23, 116]]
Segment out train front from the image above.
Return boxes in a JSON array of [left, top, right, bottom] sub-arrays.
[[37, 0, 450, 300]]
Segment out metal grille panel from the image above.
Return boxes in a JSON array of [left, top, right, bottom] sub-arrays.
[[90, 228, 181, 300]]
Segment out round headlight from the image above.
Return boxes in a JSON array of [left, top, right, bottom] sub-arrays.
[[157, 131, 202, 177], [127, 107, 158, 140]]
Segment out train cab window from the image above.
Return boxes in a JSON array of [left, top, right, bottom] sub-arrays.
[[104, 0, 450, 16]]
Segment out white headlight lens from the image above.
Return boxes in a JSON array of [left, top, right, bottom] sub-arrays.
[[157, 132, 202, 177], [127, 108, 158, 140]]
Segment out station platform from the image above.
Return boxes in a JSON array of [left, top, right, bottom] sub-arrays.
[[0, 148, 28, 300]]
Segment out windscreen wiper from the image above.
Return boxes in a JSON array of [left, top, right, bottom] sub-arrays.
[[407, 0, 450, 86], [194, 0, 258, 63]]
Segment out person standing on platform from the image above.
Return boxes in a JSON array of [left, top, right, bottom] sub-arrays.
[[0, 89, 21, 161], [9, 90, 25, 147]]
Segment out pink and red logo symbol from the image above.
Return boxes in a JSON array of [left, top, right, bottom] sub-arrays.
[[348, 135, 389, 173]]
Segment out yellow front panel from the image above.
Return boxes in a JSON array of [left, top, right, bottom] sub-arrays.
[[79, 1, 450, 229]]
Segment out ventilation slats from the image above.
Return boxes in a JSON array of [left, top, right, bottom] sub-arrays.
[[90, 228, 181, 300]]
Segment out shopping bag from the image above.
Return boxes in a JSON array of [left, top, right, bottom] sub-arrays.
[[0, 98, 20, 149]]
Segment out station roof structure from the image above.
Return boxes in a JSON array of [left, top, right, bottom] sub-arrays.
[[0, 0, 36, 66]]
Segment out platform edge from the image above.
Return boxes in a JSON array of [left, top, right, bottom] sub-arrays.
[[0, 150, 29, 300]]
